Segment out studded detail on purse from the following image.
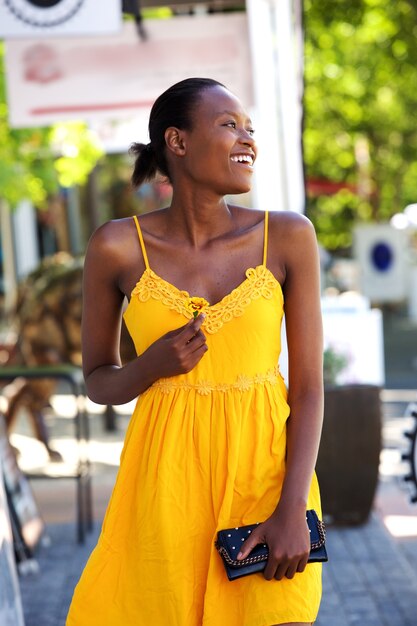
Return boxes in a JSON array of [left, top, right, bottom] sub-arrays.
[[215, 509, 328, 581]]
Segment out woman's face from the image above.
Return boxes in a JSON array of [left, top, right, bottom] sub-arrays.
[[178, 85, 257, 196]]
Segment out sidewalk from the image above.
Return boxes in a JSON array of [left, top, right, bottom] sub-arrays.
[[317, 511, 417, 626]]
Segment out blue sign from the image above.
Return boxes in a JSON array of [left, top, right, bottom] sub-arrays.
[[370, 241, 394, 272]]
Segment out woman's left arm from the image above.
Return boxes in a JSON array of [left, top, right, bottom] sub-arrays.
[[275, 212, 324, 517], [238, 212, 324, 580]]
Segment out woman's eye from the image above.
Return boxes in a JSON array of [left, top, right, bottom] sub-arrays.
[[223, 122, 255, 135]]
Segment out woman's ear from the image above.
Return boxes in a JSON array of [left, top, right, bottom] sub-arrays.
[[165, 127, 186, 156]]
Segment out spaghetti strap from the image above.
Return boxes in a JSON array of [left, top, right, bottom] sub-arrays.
[[133, 215, 150, 270], [262, 211, 269, 267]]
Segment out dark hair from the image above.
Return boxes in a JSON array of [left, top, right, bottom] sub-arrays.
[[130, 77, 225, 188]]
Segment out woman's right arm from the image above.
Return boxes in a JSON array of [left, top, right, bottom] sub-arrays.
[[81, 222, 207, 406]]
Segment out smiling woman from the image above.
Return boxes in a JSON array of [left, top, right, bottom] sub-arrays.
[[66, 78, 324, 626]]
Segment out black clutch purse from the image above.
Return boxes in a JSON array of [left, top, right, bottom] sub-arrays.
[[215, 509, 328, 581]]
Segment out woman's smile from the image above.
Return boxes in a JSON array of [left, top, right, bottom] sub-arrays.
[[230, 153, 255, 167]]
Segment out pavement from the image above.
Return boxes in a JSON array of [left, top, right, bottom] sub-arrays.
[[8, 309, 417, 626]]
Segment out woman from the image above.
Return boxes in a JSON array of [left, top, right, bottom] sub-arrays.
[[67, 77, 324, 626]]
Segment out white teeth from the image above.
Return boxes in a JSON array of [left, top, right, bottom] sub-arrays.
[[231, 155, 254, 165]]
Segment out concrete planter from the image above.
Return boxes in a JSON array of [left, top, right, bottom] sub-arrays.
[[316, 384, 382, 525]]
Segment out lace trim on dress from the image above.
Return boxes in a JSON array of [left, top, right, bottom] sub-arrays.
[[130, 265, 280, 334], [149, 367, 280, 396]]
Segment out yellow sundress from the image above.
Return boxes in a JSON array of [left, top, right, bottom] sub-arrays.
[[67, 212, 322, 626]]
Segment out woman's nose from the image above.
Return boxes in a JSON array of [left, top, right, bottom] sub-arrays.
[[239, 129, 256, 147]]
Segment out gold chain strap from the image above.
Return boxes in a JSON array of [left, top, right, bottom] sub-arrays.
[[311, 519, 326, 550], [215, 545, 268, 567]]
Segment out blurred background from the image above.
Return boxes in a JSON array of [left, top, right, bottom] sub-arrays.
[[0, 2, 417, 625]]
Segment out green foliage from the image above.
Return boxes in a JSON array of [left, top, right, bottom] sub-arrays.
[[304, 0, 417, 250], [51, 123, 103, 188], [0, 43, 103, 208], [141, 8, 172, 19]]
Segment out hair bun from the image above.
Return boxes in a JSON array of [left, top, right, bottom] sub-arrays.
[[130, 142, 157, 188], [129, 142, 149, 156]]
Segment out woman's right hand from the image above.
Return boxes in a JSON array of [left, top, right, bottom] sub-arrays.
[[143, 315, 208, 380], [81, 221, 208, 404]]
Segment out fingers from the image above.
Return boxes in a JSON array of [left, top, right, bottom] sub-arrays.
[[146, 314, 208, 380], [278, 556, 308, 579], [182, 317, 206, 352], [264, 556, 282, 581], [163, 316, 207, 351], [188, 331, 207, 353], [236, 531, 262, 561], [165, 315, 208, 373], [181, 314, 206, 343], [297, 555, 309, 573], [164, 314, 205, 338], [237, 525, 309, 581], [274, 560, 297, 581], [238, 538, 307, 581], [264, 553, 307, 581]]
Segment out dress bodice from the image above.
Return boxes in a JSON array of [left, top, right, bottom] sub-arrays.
[[123, 213, 286, 393]]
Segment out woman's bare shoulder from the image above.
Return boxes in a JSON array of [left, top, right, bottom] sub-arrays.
[[88, 217, 132, 246], [86, 217, 140, 263], [229, 206, 313, 233], [267, 211, 318, 275], [84, 217, 145, 295], [269, 210, 316, 244], [269, 209, 313, 230]]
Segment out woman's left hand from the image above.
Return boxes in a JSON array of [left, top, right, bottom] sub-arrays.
[[236, 508, 311, 580]]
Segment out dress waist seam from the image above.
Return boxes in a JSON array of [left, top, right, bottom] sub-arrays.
[[145, 367, 283, 396]]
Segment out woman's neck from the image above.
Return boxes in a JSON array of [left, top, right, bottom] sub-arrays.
[[164, 191, 235, 247]]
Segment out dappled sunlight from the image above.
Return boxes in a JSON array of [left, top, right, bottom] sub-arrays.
[[49, 394, 136, 419], [384, 515, 417, 539], [68, 438, 123, 468], [379, 448, 407, 478], [10, 433, 81, 475], [10, 431, 123, 473]]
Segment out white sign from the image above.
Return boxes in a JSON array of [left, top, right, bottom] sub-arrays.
[[279, 297, 385, 388], [354, 224, 408, 303], [5, 14, 253, 129], [321, 294, 385, 386], [0, 0, 121, 38]]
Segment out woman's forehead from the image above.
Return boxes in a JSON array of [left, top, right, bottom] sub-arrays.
[[196, 85, 250, 121]]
